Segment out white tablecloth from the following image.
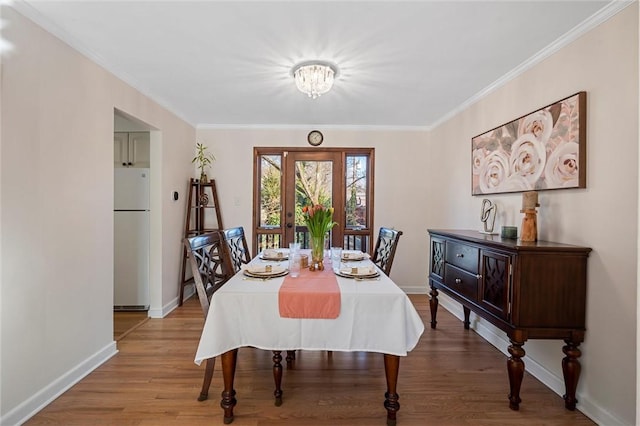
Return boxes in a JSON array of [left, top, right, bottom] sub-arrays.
[[194, 256, 425, 365]]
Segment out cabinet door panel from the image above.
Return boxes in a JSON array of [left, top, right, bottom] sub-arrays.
[[114, 132, 128, 167], [129, 132, 150, 167], [430, 237, 445, 279], [479, 250, 510, 320]]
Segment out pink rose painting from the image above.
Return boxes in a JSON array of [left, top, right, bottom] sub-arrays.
[[472, 92, 586, 195]]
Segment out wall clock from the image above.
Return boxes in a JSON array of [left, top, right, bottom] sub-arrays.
[[307, 130, 324, 146]]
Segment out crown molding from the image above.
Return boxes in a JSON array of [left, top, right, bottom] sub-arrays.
[[429, 0, 635, 130], [196, 123, 430, 132]]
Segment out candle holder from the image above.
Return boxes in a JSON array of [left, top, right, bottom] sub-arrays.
[[520, 191, 539, 242]]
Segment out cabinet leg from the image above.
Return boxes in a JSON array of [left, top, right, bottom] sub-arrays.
[[562, 339, 582, 410], [507, 340, 525, 410], [220, 349, 237, 424], [272, 351, 283, 406], [429, 286, 439, 329], [463, 306, 471, 330]]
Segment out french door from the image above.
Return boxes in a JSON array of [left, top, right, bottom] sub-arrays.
[[253, 147, 374, 255]]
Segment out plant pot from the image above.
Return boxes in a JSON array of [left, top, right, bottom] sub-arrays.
[[200, 173, 209, 183]]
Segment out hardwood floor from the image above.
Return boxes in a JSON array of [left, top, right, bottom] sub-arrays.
[[113, 310, 149, 341], [27, 295, 595, 425]]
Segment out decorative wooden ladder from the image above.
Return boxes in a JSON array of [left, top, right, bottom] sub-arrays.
[[178, 178, 223, 306]]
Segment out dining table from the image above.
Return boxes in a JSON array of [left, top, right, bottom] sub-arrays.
[[194, 248, 425, 425]]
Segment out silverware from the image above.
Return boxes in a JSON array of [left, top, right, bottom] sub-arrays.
[[355, 276, 380, 281], [242, 276, 269, 282]]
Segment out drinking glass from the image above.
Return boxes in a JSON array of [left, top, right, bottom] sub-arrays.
[[330, 247, 342, 273], [289, 254, 301, 278]]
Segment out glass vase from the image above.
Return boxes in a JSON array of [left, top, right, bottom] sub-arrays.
[[309, 233, 326, 271]]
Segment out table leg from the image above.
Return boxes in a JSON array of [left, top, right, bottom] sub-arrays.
[[562, 338, 582, 410], [383, 354, 400, 426], [507, 340, 525, 410], [220, 349, 237, 424], [272, 351, 283, 406]]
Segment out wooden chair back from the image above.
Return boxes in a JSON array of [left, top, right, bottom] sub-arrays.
[[184, 232, 234, 318], [221, 226, 252, 273], [371, 227, 403, 276]]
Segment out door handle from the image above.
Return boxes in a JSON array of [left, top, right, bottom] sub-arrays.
[[286, 223, 293, 229]]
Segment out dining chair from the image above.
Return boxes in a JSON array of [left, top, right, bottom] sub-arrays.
[[370, 227, 403, 276], [184, 231, 235, 401], [221, 226, 252, 272]]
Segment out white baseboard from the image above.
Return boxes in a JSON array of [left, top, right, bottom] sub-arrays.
[[400, 284, 428, 295], [436, 294, 625, 426], [148, 284, 195, 318], [1, 342, 118, 426]]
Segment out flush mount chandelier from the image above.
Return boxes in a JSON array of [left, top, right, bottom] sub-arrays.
[[292, 61, 338, 99]]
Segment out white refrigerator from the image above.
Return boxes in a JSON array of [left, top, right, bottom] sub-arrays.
[[114, 168, 150, 311]]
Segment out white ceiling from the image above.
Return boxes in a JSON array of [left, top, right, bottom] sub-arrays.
[[14, 1, 626, 129]]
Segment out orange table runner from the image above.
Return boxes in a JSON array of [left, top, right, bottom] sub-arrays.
[[278, 260, 341, 319]]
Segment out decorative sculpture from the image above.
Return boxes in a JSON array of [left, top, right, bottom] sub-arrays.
[[480, 199, 497, 234], [520, 191, 539, 242]]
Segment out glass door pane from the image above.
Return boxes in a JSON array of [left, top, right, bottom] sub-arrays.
[[256, 154, 283, 251], [284, 151, 343, 248], [293, 159, 333, 248]]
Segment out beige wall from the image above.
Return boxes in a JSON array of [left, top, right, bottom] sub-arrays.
[[196, 128, 429, 291], [427, 5, 638, 425], [0, 7, 195, 423]]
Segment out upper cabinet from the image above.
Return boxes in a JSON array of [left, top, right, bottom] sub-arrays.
[[115, 132, 150, 168]]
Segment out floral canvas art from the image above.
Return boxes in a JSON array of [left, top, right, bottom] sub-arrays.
[[472, 92, 586, 195]]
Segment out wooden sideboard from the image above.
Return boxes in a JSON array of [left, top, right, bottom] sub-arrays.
[[427, 229, 591, 411]]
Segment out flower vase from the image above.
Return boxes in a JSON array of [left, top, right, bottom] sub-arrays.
[[309, 233, 326, 271]]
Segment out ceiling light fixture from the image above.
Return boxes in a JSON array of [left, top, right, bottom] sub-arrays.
[[292, 61, 338, 99]]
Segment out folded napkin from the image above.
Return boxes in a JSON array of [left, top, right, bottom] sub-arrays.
[[279, 267, 341, 319]]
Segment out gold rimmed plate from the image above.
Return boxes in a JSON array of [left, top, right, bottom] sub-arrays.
[[244, 264, 287, 276], [243, 269, 289, 279]]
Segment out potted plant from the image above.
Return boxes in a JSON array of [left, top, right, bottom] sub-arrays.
[[192, 142, 216, 183], [302, 204, 337, 271]]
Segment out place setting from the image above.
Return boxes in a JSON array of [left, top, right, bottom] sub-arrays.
[[340, 250, 368, 262], [334, 264, 380, 281], [242, 264, 289, 281], [259, 248, 289, 261]]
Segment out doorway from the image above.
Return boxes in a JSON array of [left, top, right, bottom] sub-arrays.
[[253, 147, 375, 255], [113, 110, 153, 337]]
